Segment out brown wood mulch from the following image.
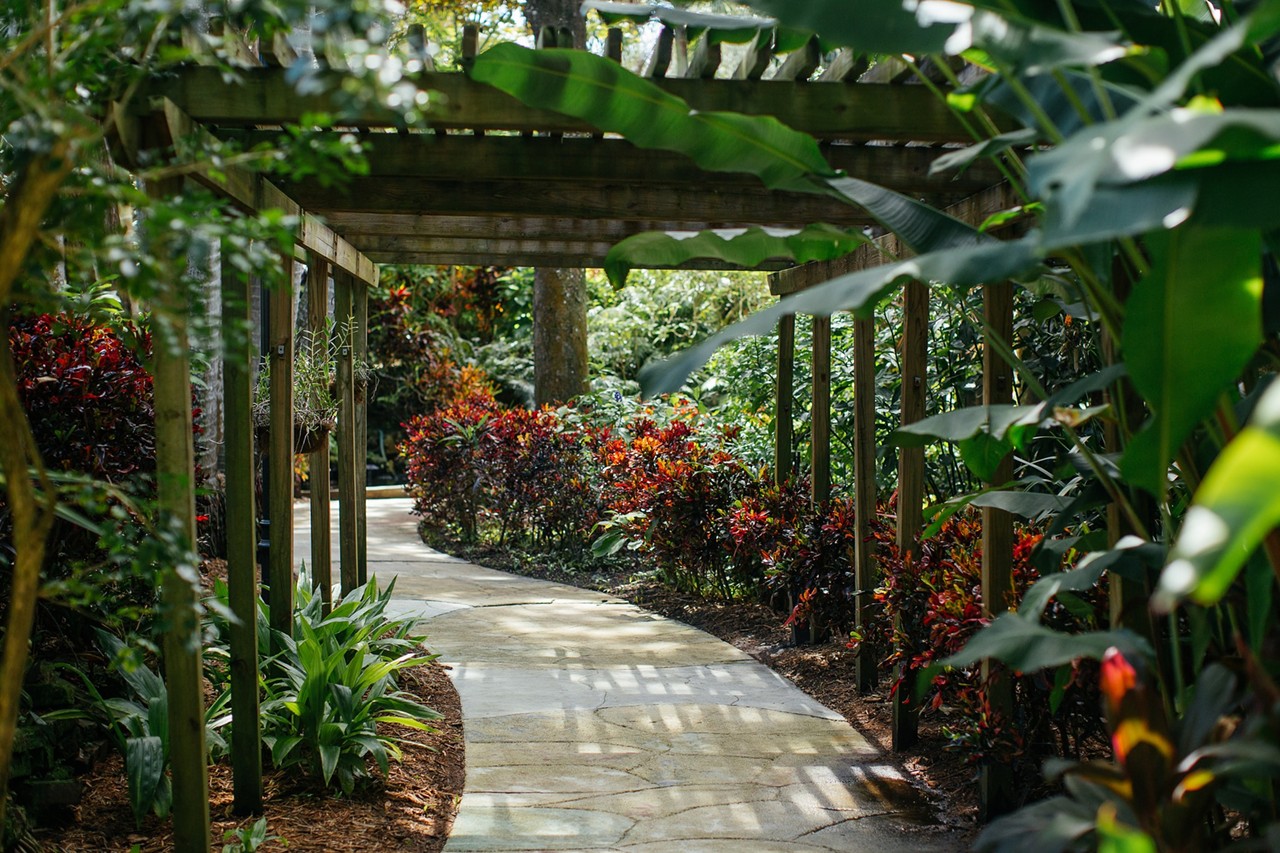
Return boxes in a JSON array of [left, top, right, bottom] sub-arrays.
[[34, 660, 464, 853]]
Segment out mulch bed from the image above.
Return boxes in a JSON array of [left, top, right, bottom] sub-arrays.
[[32, 560, 466, 853]]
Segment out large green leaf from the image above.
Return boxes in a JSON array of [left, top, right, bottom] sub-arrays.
[[941, 613, 1150, 672], [469, 43, 834, 193], [603, 224, 871, 288], [1158, 379, 1280, 608], [582, 1, 778, 44], [740, 0, 958, 55], [894, 404, 1040, 448], [1121, 226, 1263, 497], [126, 735, 165, 826], [965, 12, 1131, 76], [472, 44, 987, 257], [638, 235, 1042, 395]]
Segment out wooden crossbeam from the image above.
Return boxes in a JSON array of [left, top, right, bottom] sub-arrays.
[[155, 65, 982, 142], [359, 249, 795, 270], [770, 35, 820, 82], [160, 100, 378, 284], [734, 28, 773, 79], [644, 25, 675, 77], [250, 133, 1000, 197], [287, 177, 883, 228]]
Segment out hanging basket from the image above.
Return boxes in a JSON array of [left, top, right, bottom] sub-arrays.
[[255, 419, 335, 455]]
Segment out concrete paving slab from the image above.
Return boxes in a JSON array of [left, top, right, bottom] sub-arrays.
[[293, 498, 961, 851]]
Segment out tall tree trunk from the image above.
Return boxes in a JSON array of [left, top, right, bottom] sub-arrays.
[[525, 0, 588, 406]]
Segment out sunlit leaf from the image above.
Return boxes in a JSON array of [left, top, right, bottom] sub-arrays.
[[941, 614, 1150, 673], [1121, 226, 1262, 497], [603, 224, 871, 288], [740, 0, 958, 54], [1158, 379, 1280, 608]]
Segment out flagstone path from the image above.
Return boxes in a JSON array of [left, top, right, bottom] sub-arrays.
[[296, 497, 960, 852]]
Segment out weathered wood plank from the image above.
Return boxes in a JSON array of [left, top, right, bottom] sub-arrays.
[[811, 314, 831, 507], [160, 101, 378, 285], [354, 284, 369, 586], [770, 35, 820, 82], [853, 314, 877, 692], [818, 48, 869, 82], [980, 280, 1016, 820], [334, 272, 359, 595], [685, 35, 721, 79], [156, 66, 983, 142], [254, 133, 1002, 195], [734, 28, 773, 80], [775, 313, 795, 486], [221, 241, 262, 815], [289, 178, 881, 228], [268, 254, 295, 639], [644, 26, 675, 77], [606, 27, 623, 63], [892, 278, 928, 752], [148, 172, 211, 850], [306, 251, 333, 612]]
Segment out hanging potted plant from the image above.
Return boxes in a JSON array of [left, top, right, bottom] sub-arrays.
[[253, 329, 337, 455]]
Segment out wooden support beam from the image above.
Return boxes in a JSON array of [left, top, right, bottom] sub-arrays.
[[160, 100, 378, 285], [461, 25, 479, 66], [775, 313, 795, 486], [606, 27, 623, 63], [819, 48, 869, 82], [891, 279, 928, 752], [859, 55, 914, 85], [289, 178, 880, 229], [269, 133, 1003, 196], [306, 251, 333, 612], [770, 35, 820, 82], [354, 283, 369, 586], [157, 66, 985, 142], [853, 314, 877, 693], [359, 250, 788, 270], [334, 272, 359, 595], [685, 35, 721, 79], [147, 173, 211, 851], [979, 280, 1016, 820], [644, 25, 675, 77], [811, 315, 832, 507], [734, 28, 773, 80], [221, 241, 262, 815], [268, 254, 295, 639]]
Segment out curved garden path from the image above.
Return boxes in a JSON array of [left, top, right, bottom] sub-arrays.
[[296, 497, 958, 852]]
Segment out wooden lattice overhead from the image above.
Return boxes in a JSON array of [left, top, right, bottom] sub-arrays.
[[147, 16, 1007, 272]]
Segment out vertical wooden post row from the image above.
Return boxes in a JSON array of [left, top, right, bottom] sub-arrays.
[[852, 315, 878, 692], [306, 252, 333, 611], [811, 314, 832, 507], [268, 255, 295, 639], [334, 270, 359, 595], [221, 242, 262, 815], [979, 281, 1016, 819], [775, 313, 795, 486], [355, 283, 369, 585], [892, 280, 928, 751], [148, 176, 211, 850]]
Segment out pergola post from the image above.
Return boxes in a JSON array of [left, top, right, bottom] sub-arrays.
[[811, 314, 831, 507], [222, 241, 262, 815], [354, 282, 369, 585], [334, 270, 359, 595], [892, 279, 928, 751], [268, 254, 295, 639], [852, 314, 877, 692], [775, 312, 795, 486], [979, 281, 1016, 819], [306, 251, 333, 611], [147, 174, 211, 850]]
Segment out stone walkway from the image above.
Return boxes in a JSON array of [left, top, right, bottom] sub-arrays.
[[296, 498, 957, 852]]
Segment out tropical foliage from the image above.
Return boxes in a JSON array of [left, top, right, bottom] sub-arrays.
[[456, 0, 1280, 843]]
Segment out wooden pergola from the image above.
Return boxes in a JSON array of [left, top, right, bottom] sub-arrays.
[[128, 19, 1022, 848]]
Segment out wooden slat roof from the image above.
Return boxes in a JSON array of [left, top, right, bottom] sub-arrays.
[[147, 24, 1009, 277]]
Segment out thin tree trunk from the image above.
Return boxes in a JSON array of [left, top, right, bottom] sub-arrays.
[[0, 142, 75, 829]]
